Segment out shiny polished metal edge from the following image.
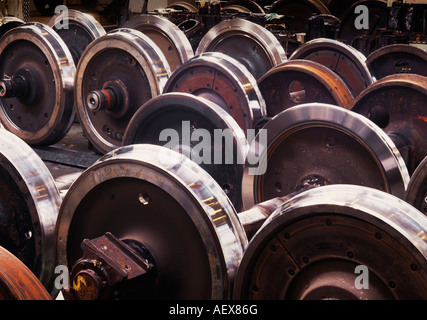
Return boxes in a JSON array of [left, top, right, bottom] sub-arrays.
[[289, 38, 374, 87], [0, 129, 61, 296], [123, 92, 249, 162], [123, 14, 194, 70], [47, 9, 107, 39], [55, 144, 248, 299], [234, 184, 427, 298], [242, 103, 410, 209], [164, 51, 267, 130], [195, 18, 287, 67], [75, 28, 171, 154], [0, 23, 76, 144], [258, 59, 355, 109]]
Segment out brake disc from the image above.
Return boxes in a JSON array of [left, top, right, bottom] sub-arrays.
[[366, 44, 427, 80], [351, 73, 427, 173], [0, 23, 75, 146], [0, 129, 61, 297], [163, 52, 266, 132], [123, 14, 194, 72], [47, 9, 106, 66], [123, 92, 249, 212], [270, 0, 330, 33], [242, 103, 409, 209], [289, 38, 373, 97], [234, 184, 427, 299], [0, 246, 51, 300], [195, 19, 287, 80], [74, 28, 171, 154], [55, 144, 247, 299], [258, 60, 354, 117], [0, 17, 23, 39], [404, 156, 427, 215]]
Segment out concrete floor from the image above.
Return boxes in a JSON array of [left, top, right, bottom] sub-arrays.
[[34, 122, 101, 197]]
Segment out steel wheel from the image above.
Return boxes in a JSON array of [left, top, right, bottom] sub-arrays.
[[47, 9, 106, 66], [258, 60, 354, 117], [123, 14, 194, 72], [366, 44, 427, 80], [0, 129, 61, 296], [0, 23, 75, 146], [234, 184, 427, 299], [0, 17, 23, 39], [74, 28, 171, 154], [351, 73, 427, 173], [405, 156, 427, 216], [163, 52, 266, 132], [289, 38, 373, 97], [0, 247, 51, 300], [123, 92, 249, 212], [55, 144, 247, 299], [196, 19, 287, 80], [242, 103, 409, 209]]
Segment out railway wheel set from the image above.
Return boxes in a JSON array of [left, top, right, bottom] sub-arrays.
[[0, 1, 426, 300]]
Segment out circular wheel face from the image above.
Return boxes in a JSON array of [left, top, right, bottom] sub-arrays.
[[196, 19, 287, 80], [123, 92, 249, 212], [47, 9, 106, 65], [405, 156, 427, 215], [351, 73, 427, 174], [366, 44, 427, 80], [270, 0, 330, 33], [0, 247, 51, 300], [0, 129, 61, 296], [0, 17, 24, 39], [242, 103, 410, 209], [55, 144, 247, 299], [123, 14, 194, 72], [258, 60, 354, 117], [234, 185, 427, 300], [163, 52, 267, 132], [0, 23, 75, 146], [75, 28, 171, 154], [289, 38, 373, 97]]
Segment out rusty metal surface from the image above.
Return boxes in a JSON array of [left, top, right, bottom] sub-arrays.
[[366, 44, 427, 80], [163, 52, 266, 132], [0, 246, 51, 300], [258, 59, 354, 117], [289, 38, 373, 97], [234, 184, 427, 299], [351, 73, 427, 174]]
